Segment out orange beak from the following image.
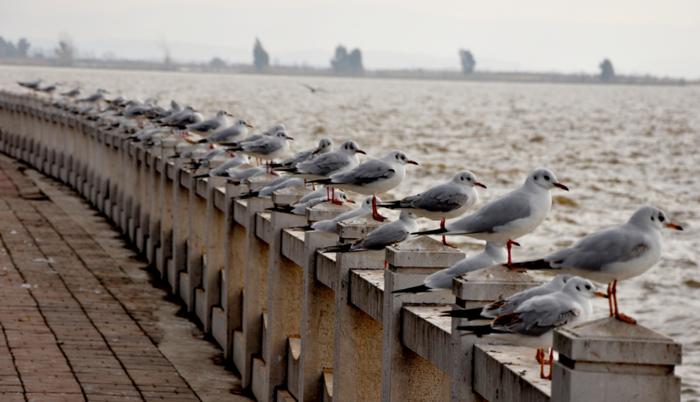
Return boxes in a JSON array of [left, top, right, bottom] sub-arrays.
[[475, 181, 487, 189], [665, 222, 683, 231], [594, 291, 609, 298], [553, 182, 569, 191]]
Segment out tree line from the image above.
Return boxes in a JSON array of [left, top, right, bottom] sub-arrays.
[[1, 34, 617, 82]]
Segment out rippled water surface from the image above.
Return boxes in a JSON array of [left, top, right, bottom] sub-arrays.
[[2, 65, 699, 398]]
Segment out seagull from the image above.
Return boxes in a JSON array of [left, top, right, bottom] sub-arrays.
[[392, 241, 508, 293], [442, 274, 571, 319], [270, 138, 333, 170], [279, 140, 365, 187], [198, 119, 254, 144], [18, 79, 42, 90], [225, 166, 266, 185], [413, 168, 569, 266], [37, 82, 59, 94], [240, 177, 305, 199], [240, 130, 294, 166], [224, 124, 286, 148], [267, 190, 351, 215], [192, 154, 249, 178], [510, 206, 683, 324], [380, 171, 486, 245], [310, 196, 376, 232], [458, 276, 607, 379], [302, 83, 323, 94], [162, 106, 204, 129], [61, 87, 81, 98], [310, 151, 419, 221], [78, 89, 109, 103], [186, 110, 233, 135], [321, 211, 418, 253]]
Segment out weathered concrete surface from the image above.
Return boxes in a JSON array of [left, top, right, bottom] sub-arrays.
[[0, 155, 249, 402]]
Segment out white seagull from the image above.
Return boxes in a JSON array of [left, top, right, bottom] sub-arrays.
[[311, 151, 419, 221], [458, 276, 607, 379], [511, 206, 683, 324], [414, 168, 569, 266], [380, 170, 486, 245]]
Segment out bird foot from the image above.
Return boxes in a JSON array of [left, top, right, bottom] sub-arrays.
[[372, 212, 387, 222], [330, 197, 343, 206], [615, 312, 637, 325], [441, 235, 456, 248]]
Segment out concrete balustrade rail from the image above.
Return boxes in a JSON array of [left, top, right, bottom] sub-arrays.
[[0, 91, 683, 402]]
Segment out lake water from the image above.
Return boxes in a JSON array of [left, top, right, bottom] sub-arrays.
[[1, 65, 699, 398]]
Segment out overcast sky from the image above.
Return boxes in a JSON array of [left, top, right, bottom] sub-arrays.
[[1, 0, 698, 78]]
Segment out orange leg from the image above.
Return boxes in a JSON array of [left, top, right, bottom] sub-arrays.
[[371, 195, 387, 222], [607, 281, 615, 317], [440, 217, 454, 247], [612, 280, 637, 324]]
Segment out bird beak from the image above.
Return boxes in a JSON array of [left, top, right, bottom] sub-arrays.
[[474, 181, 487, 189], [356, 149, 367, 155], [553, 182, 569, 191], [346, 199, 356, 204], [594, 291, 609, 298], [407, 159, 419, 165], [665, 222, 684, 231], [509, 240, 521, 247], [285, 135, 294, 141], [244, 122, 254, 128]]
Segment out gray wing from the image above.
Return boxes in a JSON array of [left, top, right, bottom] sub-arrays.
[[546, 226, 650, 271], [354, 221, 409, 250], [209, 126, 243, 142], [282, 150, 312, 167], [493, 296, 581, 336], [188, 119, 219, 131], [410, 184, 469, 213], [450, 190, 531, 234], [243, 139, 282, 155], [332, 159, 395, 185], [298, 152, 349, 176]]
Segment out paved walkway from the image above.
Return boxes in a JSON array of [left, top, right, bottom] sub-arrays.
[[0, 155, 249, 402]]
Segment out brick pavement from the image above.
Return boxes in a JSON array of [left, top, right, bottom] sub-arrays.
[[0, 156, 249, 402]]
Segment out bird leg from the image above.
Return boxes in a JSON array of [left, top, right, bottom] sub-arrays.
[[545, 348, 554, 380], [612, 280, 637, 324], [330, 188, 343, 205], [607, 281, 615, 317], [505, 239, 522, 270], [439, 217, 454, 247], [371, 195, 387, 222]]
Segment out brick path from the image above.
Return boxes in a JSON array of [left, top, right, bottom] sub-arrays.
[[0, 156, 249, 402]]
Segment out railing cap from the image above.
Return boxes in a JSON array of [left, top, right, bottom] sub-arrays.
[[554, 317, 682, 366], [453, 265, 541, 302], [386, 237, 464, 269]]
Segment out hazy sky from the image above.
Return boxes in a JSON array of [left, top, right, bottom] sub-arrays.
[[1, 0, 699, 78]]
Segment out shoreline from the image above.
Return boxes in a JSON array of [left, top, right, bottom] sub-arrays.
[[0, 59, 692, 87]]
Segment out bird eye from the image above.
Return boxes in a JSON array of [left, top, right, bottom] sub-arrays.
[[650, 216, 655, 221], [543, 175, 550, 181], [658, 214, 665, 222], [585, 285, 591, 290], [576, 286, 581, 291]]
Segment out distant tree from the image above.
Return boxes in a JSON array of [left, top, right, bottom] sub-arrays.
[[17, 38, 30, 58], [253, 38, 270, 71], [459, 49, 476, 74], [0, 36, 18, 58], [210, 57, 227, 69], [599, 59, 615, 82], [330, 45, 363, 74], [54, 38, 75, 66]]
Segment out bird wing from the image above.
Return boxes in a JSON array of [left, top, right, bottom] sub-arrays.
[[243, 138, 282, 155], [332, 159, 395, 185], [546, 226, 651, 271], [298, 152, 349, 176], [450, 190, 531, 234], [354, 221, 409, 250], [493, 295, 580, 336], [188, 119, 219, 131], [411, 185, 469, 213]]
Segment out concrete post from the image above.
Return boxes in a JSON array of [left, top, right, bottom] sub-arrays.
[[450, 265, 541, 402], [382, 236, 464, 402], [552, 318, 682, 402]]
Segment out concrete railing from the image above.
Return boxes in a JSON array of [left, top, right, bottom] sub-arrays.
[[0, 91, 683, 402]]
